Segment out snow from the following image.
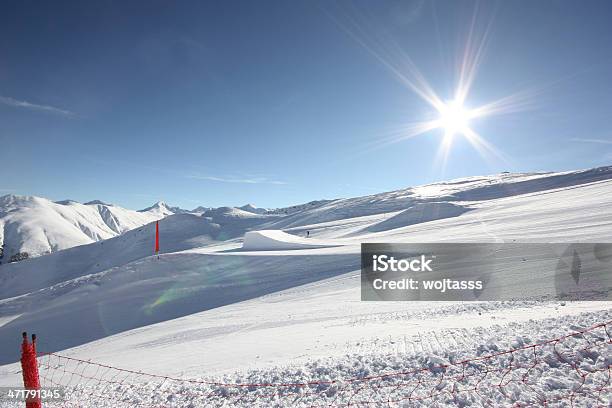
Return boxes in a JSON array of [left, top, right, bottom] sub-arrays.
[[0, 166, 611, 407], [359, 202, 471, 234], [0, 195, 175, 261], [138, 201, 176, 217], [239, 204, 268, 214]]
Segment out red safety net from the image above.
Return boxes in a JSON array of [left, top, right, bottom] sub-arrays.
[[25, 321, 611, 407]]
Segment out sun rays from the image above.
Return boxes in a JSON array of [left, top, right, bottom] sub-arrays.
[[328, 2, 539, 170]]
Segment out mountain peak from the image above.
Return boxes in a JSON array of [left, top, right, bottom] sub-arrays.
[[84, 200, 113, 206], [56, 199, 80, 205], [191, 205, 211, 213], [140, 201, 169, 212], [0, 194, 46, 209], [1, 193, 30, 202], [138, 201, 188, 216], [238, 204, 267, 214]]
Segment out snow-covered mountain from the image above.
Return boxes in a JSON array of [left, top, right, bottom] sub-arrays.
[[238, 204, 268, 214], [0, 195, 175, 262], [138, 201, 184, 217], [0, 166, 611, 407], [3, 166, 611, 265], [191, 205, 212, 214]]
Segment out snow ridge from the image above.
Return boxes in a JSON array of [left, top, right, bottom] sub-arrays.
[[0, 195, 173, 262]]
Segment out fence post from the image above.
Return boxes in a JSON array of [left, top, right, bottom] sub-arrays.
[[20, 332, 41, 408]]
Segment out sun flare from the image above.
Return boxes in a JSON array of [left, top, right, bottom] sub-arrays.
[[436, 100, 474, 139]]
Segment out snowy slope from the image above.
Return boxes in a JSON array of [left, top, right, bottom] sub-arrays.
[[0, 209, 275, 301], [0, 195, 174, 262], [0, 166, 611, 407], [261, 168, 612, 229]]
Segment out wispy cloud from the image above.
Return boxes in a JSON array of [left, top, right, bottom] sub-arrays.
[[188, 174, 288, 185], [85, 156, 290, 186], [570, 138, 612, 145], [0, 95, 75, 117]]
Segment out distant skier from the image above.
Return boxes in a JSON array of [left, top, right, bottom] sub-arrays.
[[306, 230, 310, 238]]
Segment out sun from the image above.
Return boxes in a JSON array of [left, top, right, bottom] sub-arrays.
[[436, 100, 473, 139], [340, 4, 528, 168]]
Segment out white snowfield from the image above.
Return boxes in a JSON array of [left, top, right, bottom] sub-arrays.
[[0, 166, 611, 407], [0, 196, 175, 261]]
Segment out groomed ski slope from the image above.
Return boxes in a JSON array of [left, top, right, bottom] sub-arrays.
[[0, 167, 611, 406]]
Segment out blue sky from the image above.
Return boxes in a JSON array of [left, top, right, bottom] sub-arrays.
[[1, 0, 611, 210]]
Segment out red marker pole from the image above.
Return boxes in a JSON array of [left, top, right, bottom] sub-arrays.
[[20, 332, 41, 408], [155, 220, 160, 259]]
